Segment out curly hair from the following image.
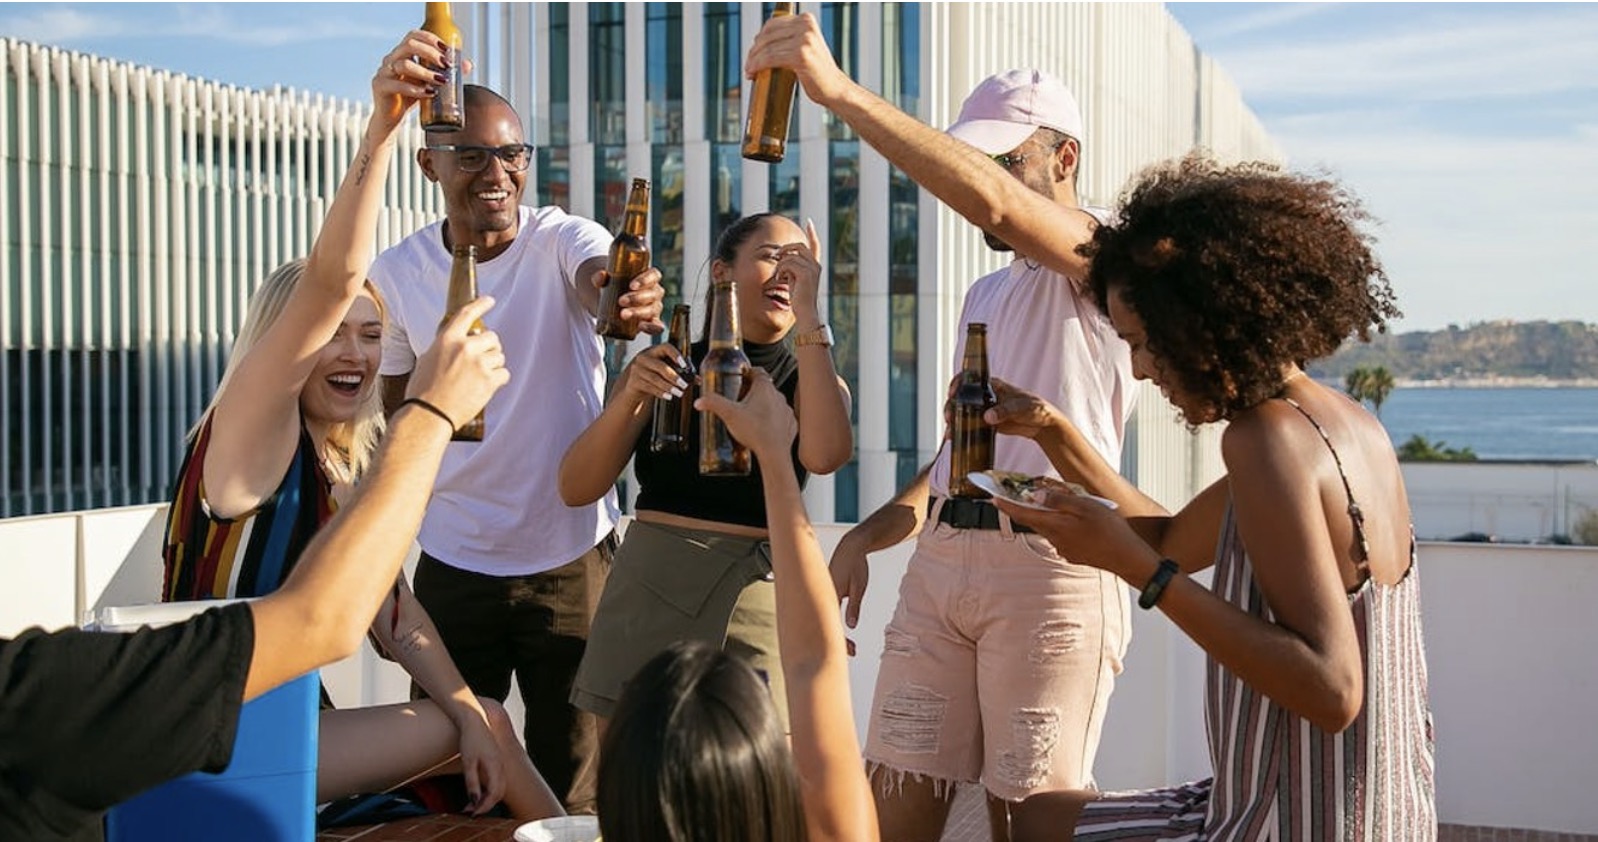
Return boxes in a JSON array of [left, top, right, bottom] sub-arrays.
[[1082, 155, 1400, 423]]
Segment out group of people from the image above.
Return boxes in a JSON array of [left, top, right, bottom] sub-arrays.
[[1, 12, 1434, 842]]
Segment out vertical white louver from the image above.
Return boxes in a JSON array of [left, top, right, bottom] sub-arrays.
[[1, 39, 444, 516]]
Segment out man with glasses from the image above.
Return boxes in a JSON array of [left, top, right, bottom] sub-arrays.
[[748, 23, 1137, 840], [369, 84, 665, 815]]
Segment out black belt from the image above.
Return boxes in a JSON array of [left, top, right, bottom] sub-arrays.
[[930, 497, 1034, 533]]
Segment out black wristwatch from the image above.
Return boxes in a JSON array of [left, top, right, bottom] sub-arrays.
[[1138, 558, 1181, 610]]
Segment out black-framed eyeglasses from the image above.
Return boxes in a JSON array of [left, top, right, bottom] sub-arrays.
[[429, 143, 535, 173]]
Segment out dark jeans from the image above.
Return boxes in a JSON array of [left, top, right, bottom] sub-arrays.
[[411, 535, 615, 814]]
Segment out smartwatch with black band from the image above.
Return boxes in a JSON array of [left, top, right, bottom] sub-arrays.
[[1138, 558, 1181, 610]]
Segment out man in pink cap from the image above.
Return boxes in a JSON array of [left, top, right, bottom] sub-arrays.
[[748, 20, 1137, 841]]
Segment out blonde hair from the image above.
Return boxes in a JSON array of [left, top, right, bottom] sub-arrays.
[[196, 258, 387, 479]]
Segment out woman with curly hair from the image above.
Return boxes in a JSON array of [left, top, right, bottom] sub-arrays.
[[977, 156, 1435, 840]]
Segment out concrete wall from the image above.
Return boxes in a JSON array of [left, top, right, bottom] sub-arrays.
[[1403, 461, 1598, 542], [6, 507, 1598, 834]]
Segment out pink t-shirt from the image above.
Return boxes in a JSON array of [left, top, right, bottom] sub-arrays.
[[929, 251, 1136, 497]]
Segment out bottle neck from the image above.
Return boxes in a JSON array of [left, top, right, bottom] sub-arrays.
[[960, 335, 989, 380], [446, 251, 477, 311], [669, 312, 692, 353], [707, 281, 741, 350], [621, 208, 648, 238]]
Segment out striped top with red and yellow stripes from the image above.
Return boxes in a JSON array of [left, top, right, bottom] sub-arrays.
[[160, 416, 337, 602]]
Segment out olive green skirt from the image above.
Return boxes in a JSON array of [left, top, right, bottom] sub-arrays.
[[570, 519, 786, 726]]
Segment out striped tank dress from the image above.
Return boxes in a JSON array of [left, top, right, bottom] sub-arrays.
[[1074, 404, 1435, 840], [161, 416, 337, 602]]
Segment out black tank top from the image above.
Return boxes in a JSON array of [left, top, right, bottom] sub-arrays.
[[631, 336, 808, 528]]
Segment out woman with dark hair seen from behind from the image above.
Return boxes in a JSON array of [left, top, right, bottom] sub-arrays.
[[158, 31, 561, 821], [975, 155, 1434, 840], [597, 370, 877, 842], [560, 212, 852, 732]]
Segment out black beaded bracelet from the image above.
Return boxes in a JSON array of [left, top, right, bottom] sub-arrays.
[[1138, 558, 1181, 610], [400, 397, 457, 432]]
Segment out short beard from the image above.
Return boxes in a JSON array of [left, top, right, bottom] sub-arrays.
[[983, 230, 1014, 253]]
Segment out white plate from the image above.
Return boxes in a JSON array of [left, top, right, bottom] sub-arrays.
[[966, 472, 1118, 510], [514, 815, 602, 842]]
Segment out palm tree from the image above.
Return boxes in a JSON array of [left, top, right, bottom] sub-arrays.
[[1344, 365, 1396, 417]]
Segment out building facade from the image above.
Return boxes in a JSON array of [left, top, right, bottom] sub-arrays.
[[1, 3, 1277, 520], [459, 1, 1280, 520], [0, 37, 445, 516]]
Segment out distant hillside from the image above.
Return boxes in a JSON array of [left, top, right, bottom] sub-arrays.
[[1311, 321, 1598, 382]]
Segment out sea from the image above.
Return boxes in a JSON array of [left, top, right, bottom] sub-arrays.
[[1371, 387, 1598, 462]]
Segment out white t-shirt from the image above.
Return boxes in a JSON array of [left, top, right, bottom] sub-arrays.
[[370, 205, 617, 576], [929, 238, 1137, 497]]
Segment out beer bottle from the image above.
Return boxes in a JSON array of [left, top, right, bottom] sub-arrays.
[[650, 304, 695, 454], [597, 178, 650, 341], [420, 2, 465, 132], [699, 278, 752, 476], [440, 244, 486, 441], [741, 2, 798, 163], [949, 322, 997, 497]]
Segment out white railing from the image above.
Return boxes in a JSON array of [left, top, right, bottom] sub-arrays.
[[4, 504, 1597, 835]]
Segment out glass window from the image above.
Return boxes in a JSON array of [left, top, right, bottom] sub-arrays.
[[703, 3, 742, 144], [595, 145, 630, 233], [548, 5, 570, 145], [652, 147, 686, 309], [589, 3, 626, 146], [820, 3, 858, 141], [536, 146, 571, 211], [829, 139, 861, 521], [709, 144, 743, 251], [768, 154, 800, 218], [646, 3, 683, 145], [886, 5, 920, 467]]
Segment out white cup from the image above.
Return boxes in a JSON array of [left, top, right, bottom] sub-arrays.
[[514, 815, 602, 842]]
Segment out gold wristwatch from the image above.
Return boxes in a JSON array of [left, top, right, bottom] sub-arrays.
[[794, 324, 834, 348]]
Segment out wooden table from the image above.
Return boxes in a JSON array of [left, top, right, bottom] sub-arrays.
[[316, 814, 523, 841]]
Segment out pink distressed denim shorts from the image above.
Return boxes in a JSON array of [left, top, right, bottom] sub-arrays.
[[863, 497, 1131, 802]]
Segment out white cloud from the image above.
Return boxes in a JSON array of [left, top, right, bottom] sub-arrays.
[[1174, 2, 1338, 42], [1219, 8, 1598, 102], [0, 3, 394, 49], [1270, 124, 1598, 329]]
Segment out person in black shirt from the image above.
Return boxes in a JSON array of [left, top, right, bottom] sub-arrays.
[[558, 213, 853, 730], [0, 298, 509, 842]]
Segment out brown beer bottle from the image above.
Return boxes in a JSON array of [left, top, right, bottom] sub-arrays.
[[741, 2, 798, 163], [440, 244, 486, 441], [650, 304, 695, 454], [699, 278, 752, 476], [420, 2, 465, 132], [597, 178, 650, 341], [949, 322, 997, 497]]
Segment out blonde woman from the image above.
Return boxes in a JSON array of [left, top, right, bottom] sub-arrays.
[[159, 31, 561, 821]]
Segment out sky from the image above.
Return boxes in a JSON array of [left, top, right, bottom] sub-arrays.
[[1, 2, 1594, 332]]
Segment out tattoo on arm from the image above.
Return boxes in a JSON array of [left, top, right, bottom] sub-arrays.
[[353, 150, 373, 187], [395, 620, 426, 656]]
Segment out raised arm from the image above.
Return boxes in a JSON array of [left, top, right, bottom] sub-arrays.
[[784, 219, 853, 474], [696, 371, 879, 842], [746, 14, 1096, 279], [246, 297, 508, 701], [557, 342, 692, 506], [203, 32, 447, 516]]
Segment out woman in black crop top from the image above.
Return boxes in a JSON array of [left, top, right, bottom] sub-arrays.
[[559, 213, 853, 727]]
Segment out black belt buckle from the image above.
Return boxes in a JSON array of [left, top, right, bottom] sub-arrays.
[[932, 497, 1032, 533]]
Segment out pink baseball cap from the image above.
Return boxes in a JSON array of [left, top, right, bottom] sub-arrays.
[[946, 69, 1084, 155]]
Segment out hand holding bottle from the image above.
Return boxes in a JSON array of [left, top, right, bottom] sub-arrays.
[[407, 297, 509, 432], [372, 30, 452, 133], [621, 344, 691, 405], [695, 369, 797, 463]]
